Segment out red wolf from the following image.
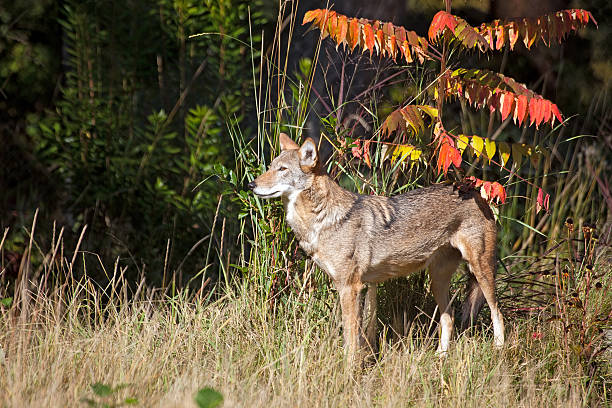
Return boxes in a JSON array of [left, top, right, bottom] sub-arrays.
[[248, 133, 504, 362]]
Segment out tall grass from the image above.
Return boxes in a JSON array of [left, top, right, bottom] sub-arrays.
[[0, 218, 609, 406]]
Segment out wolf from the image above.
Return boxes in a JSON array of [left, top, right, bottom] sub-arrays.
[[248, 133, 504, 362]]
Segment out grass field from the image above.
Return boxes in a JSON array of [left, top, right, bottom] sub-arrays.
[[0, 222, 610, 407]]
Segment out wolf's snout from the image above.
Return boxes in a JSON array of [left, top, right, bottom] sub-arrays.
[[247, 181, 256, 190]]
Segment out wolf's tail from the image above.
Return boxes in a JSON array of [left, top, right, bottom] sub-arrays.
[[460, 272, 486, 331]]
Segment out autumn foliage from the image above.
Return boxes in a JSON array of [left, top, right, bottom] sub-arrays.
[[303, 9, 430, 63], [303, 6, 596, 212]]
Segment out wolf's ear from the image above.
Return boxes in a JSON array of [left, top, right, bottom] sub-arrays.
[[299, 138, 318, 170], [279, 133, 299, 151]]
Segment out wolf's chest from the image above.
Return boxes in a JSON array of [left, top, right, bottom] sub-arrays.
[[283, 192, 321, 255]]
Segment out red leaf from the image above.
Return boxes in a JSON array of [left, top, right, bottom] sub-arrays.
[[351, 139, 362, 159], [482, 181, 493, 199], [302, 9, 432, 64], [466, 176, 483, 188], [428, 11, 444, 41], [466, 177, 507, 204], [536, 187, 551, 213], [529, 98, 543, 128], [491, 182, 507, 204], [500, 92, 515, 121], [515, 94, 528, 125], [437, 134, 462, 175], [551, 103, 563, 125], [542, 100, 552, 124], [428, 11, 458, 42]]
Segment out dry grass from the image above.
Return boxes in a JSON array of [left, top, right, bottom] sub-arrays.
[[0, 269, 607, 407]]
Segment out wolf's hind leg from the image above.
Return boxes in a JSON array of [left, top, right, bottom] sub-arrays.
[[429, 249, 462, 354], [454, 231, 505, 348], [362, 284, 378, 353]]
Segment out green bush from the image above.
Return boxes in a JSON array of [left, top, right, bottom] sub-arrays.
[[24, 0, 269, 284]]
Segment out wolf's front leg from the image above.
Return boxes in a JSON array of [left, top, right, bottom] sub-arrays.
[[338, 284, 364, 366]]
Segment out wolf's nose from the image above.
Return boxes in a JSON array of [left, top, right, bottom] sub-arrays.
[[247, 181, 256, 190]]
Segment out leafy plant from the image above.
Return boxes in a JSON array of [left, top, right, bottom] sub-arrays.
[[554, 220, 611, 365], [24, 0, 270, 284], [81, 382, 138, 407], [302, 3, 597, 211], [194, 387, 223, 408]]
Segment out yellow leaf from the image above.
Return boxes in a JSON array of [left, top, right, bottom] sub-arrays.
[[390, 144, 422, 164], [391, 145, 414, 164], [484, 138, 496, 163], [498, 142, 510, 167], [471, 135, 484, 158], [418, 105, 439, 119], [457, 134, 470, 156]]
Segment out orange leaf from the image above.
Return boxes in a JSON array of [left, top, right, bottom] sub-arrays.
[[348, 18, 360, 50], [303, 9, 320, 25], [363, 140, 372, 168], [401, 40, 412, 63], [337, 15, 348, 45], [475, 9, 596, 51], [495, 25, 505, 50], [363, 23, 375, 56], [389, 34, 397, 60], [376, 29, 384, 55], [328, 12, 338, 40]]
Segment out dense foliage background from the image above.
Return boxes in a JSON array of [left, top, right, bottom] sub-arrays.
[[1, 0, 610, 286]]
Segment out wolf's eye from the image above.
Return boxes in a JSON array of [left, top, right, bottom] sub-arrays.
[[278, 166, 287, 171]]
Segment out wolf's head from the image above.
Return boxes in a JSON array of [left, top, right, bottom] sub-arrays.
[[248, 133, 320, 199]]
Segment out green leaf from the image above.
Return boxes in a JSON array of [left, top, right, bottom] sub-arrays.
[[91, 382, 113, 397], [194, 387, 223, 408], [0, 297, 12, 307]]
